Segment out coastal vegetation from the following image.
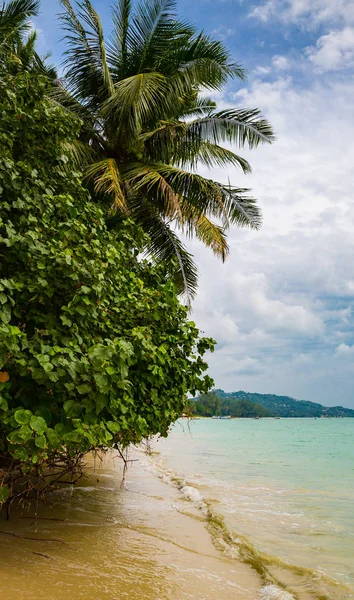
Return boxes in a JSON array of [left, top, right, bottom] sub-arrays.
[[0, 0, 273, 508], [0, 67, 214, 507], [192, 390, 354, 418], [191, 392, 271, 417]]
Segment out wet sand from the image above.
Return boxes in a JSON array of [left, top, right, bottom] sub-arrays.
[[0, 451, 263, 600]]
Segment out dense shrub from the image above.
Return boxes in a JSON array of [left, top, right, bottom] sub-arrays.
[[0, 72, 214, 505]]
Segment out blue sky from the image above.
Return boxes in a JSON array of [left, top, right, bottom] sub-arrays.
[[34, 1, 354, 407]]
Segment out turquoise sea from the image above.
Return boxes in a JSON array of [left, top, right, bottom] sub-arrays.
[[151, 417, 354, 599]]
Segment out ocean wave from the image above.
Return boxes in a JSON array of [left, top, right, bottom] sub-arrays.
[[138, 447, 353, 600], [180, 485, 206, 507]]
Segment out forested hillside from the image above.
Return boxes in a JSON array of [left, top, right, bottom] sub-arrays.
[[214, 390, 354, 417]]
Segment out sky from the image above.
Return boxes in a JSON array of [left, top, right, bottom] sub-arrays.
[[33, 0, 354, 407]]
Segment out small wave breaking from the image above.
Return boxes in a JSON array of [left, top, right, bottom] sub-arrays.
[[260, 585, 294, 600], [139, 448, 353, 600]]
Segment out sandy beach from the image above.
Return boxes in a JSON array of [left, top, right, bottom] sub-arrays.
[[0, 451, 264, 600], [1, 417, 353, 600]]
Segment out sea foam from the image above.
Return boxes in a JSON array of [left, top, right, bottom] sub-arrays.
[[180, 484, 204, 505], [259, 584, 295, 600]]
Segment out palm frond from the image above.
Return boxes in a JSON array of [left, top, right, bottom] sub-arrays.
[[128, 197, 198, 302], [219, 184, 262, 229], [60, 0, 90, 53], [20, 27, 36, 58], [60, 0, 112, 107], [101, 72, 174, 138], [129, 0, 180, 72], [121, 160, 185, 220], [6, 27, 36, 69], [0, 0, 38, 38], [187, 108, 275, 148], [62, 139, 100, 172], [50, 82, 105, 148], [180, 207, 229, 261], [182, 95, 217, 117], [182, 141, 252, 172], [33, 50, 57, 80], [85, 159, 127, 210], [125, 162, 228, 219], [141, 120, 188, 163], [51, 82, 95, 121], [123, 162, 262, 229], [80, 0, 114, 96], [170, 32, 246, 93], [107, 0, 132, 78], [141, 123, 251, 172]]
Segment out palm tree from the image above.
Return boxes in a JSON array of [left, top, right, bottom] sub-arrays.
[[0, 0, 37, 66], [62, 1, 275, 299], [0, 0, 56, 76], [0, 0, 38, 40]]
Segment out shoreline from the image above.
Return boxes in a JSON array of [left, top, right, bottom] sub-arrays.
[[0, 450, 264, 600], [143, 447, 352, 600], [151, 418, 354, 599], [1, 424, 353, 600]]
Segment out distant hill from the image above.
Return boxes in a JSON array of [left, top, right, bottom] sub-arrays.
[[190, 392, 271, 418], [214, 390, 354, 418]]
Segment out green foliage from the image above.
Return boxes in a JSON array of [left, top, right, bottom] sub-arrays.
[[0, 0, 56, 78], [192, 392, 271, 418], [214, 390, 354, 418], [193, 391, 222, 417], [0, 484, 10, 504], [0, 70, 214, 488], [222, 398, 271, 418], [0, 1, 39, 40]]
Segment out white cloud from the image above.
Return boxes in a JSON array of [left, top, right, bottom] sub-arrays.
[[305, 27, 354, 72], [249, 0, 354, 28], [249, 1, 276, 23], [189, 72, 354, 406], [254, 65, 272, 76], [223, 272, 324, 335], [253, 57, 290, 78], [336, 343, 354, 355], [211, 26, 235, 40], [230, 356, 263, 375], [272, 55, 290, 70]]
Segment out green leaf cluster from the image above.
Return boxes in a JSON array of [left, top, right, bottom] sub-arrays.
[[0, 70, 215, 481]]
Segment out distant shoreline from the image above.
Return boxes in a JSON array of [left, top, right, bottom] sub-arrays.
[[190, 389, 354, 418]]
